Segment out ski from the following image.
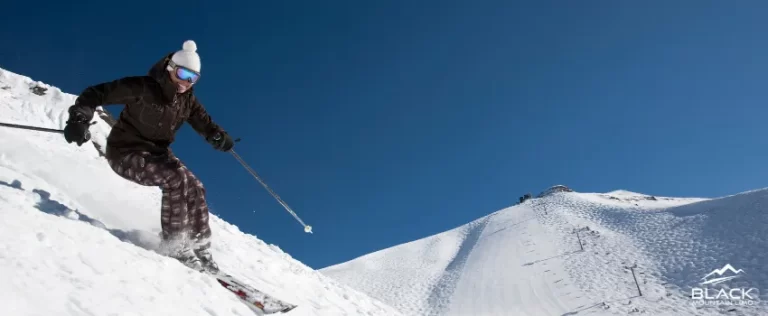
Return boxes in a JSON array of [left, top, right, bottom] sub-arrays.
[[205, 269, 298, 314]]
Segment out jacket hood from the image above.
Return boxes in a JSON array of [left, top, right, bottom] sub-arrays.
[[148, 52, 173, 80], [148, 52, 193, 100]]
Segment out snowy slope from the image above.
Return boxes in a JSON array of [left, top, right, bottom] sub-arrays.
[[0, 67, 403, 316], [322, 187, 768, 316]]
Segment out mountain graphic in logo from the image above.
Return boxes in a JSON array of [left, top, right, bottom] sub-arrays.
[[700, 264, 745, 286]]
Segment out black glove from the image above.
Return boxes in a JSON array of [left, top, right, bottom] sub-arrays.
[[64, 112, 91, 146], [208, 131, 234, 152]]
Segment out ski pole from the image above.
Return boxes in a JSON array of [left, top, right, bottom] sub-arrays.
[[0, 121, 95, 143], [229, 149, 313, 234], [0, 121, 65, 134]]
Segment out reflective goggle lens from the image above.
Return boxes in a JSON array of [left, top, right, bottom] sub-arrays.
[[175, 67, 200, 83]]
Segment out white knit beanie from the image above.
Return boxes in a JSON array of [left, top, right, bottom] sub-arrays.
[[170, 40, 201, 73]]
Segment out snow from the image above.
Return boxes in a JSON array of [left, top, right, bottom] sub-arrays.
[[4, 65, 768, 316], [323, 189, 768, 315], [0, 67, 402, 316]]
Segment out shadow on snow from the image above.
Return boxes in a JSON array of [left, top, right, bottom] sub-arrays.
[[2, 179, 161, 252]]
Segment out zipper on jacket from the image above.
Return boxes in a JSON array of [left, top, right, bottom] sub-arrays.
[[168, 95, 179, 133]]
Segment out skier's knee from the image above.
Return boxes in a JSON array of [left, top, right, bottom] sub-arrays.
[[163, 168, 188, 191], [186, 170, 205, 194]]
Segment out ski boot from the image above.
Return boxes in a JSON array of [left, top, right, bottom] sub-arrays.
[[194, 248, 219, 274], [171, 247, 204, 271], [161, 233, 204, 271]]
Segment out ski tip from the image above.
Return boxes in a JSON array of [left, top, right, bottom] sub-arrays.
[[281, 305, 298, 313]]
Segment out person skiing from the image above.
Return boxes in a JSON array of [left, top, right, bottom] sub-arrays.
[[62, 40, 234, 273]]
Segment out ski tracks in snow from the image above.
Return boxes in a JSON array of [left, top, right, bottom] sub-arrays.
[[444, 205, 590, 316], [425, 216, 491, 315], [322, 203, 594, 316]]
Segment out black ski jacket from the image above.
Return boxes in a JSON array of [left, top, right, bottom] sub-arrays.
[[68, 53, 224, 160]]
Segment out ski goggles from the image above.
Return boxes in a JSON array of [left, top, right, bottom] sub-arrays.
[[168, 60, 200, 84]]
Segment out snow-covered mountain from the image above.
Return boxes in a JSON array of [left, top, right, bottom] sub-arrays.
[[5, 65, 768, 316], [322, 187, 768, 316], [0, 67, 403, 315]]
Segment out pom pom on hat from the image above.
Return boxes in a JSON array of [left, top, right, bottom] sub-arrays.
[[171, 40, 201, 72], [182, 40, 197, 52]]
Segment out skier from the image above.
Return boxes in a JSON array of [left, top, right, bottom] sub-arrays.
[[62, 40, 234, 273]]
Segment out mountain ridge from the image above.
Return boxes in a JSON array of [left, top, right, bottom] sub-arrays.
[[322, 188, 768, 315]]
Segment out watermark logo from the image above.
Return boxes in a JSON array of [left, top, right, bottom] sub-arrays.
[[700, 264, 744, 286], [691, 264, 760, 306]]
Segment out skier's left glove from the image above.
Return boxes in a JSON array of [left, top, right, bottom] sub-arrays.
[[208, 131, 234, 152]]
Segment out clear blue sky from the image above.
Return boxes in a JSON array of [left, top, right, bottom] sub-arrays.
[[2, 1, 768, 269]]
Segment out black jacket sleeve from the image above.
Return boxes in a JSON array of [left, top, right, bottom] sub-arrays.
[[69, 76, 148, 121], [186, 94, 224, 140]]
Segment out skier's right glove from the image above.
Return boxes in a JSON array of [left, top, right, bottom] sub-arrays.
[[63, 112, 92, 146]]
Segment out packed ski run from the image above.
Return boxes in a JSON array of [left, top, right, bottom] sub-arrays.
[[322, 187, 768, 316], [2, 65, 768, 316], [0, 67, 402, 315]]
